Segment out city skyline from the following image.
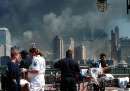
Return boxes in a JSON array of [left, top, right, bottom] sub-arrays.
[[0, 0, 130, 50], [0, 1, 130, 90]]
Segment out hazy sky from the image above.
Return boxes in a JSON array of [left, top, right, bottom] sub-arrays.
[[0, 0, 130, 49]]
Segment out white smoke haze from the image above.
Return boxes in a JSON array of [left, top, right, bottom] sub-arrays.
[[42, 0, 127, 37], [0, 0, 130, 51], [41, 0, 127, 57], [23, 31, 33, 41]]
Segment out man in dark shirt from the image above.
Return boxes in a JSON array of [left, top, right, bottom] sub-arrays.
[[54, 49, 80, 91], [7, 47, 21, 91], [97, 53, 108, 68], [96, 53, 109, 91], [0, 56, 11, 91], [20, 50, 31, 69]]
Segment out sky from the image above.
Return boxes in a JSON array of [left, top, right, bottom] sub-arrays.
[[0, 0, 130, 50]]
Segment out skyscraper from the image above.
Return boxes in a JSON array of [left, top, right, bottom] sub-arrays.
[[111, 26, 120, 64], [96, 0, 107, 12], [0, 28, 11, 57], [127, 0, 130, 14], [120, 37, 130, 61], [68, 37, 75, 58], [80, 44, 87, 61], [53, 35, 64, 60], [75, 44, 87, 64]]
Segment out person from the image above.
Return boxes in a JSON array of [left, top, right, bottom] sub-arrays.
[[0, 56, 11, 91], [54, 49, 80, 91], [97, 53, 108, 68], [6, 47, 21, 91], [19, 50, 32, 81], [20, 50, 32, 69], [96, 53, 110, 91], [28, 48, 46, 91]]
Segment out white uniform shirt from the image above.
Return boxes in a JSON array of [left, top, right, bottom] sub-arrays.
[[90, 68, 102, 79], [29, 55, 46, 91]]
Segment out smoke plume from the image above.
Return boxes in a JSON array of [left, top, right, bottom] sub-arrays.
[[0, 0, 129, 51]]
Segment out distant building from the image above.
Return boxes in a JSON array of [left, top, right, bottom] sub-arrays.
[[0, 28, 11, 57], [111, 26, 120, 64], [68, 37, 75, 58], [53, 36, 64, 60], [75, 44, 87, 64], [118, 60, 128, 68], [120, 37, 130, 62], [81, 44, 87, 61], [96, 0, 108, 12], [127, 56, 130, 64]]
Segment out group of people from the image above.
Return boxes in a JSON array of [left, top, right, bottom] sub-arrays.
[[3, 47, 46, 91], [1, 45, 111, 91], [54, 51, 110, 91]]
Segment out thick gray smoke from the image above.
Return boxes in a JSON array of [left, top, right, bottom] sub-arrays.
[[0, 0, 129, 51]]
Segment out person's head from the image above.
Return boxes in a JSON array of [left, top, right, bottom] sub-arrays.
[[37, 49, 44, 56], [11, 46, 21, 62], [99, 53, 106, 60], [29, 47, 39, 57], [66, 49, 72, 58], [20, 50, 29, 59]]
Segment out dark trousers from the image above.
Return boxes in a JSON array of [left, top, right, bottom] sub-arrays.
[[60, 77, 77, 91], [6, 79, 21, 91], [93, 84, 99, 91], [1, 74, 7, 91]]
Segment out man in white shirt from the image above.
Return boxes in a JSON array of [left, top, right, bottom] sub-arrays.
[[28, 48, 46, 91]]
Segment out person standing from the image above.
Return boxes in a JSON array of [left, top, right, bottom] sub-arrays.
[[97, 53, 108, 68], [7, 47, 21, 91], [20, 50, 32, 69], [54, 49, 80, 91], [28, 48, 46, 91], [96, 53, 109, 91]]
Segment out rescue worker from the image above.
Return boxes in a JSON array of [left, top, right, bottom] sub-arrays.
[[28, 48, 46, 91], [97, 53, 108, 68], [7, 46, 21, 91], [54, 49, 80, 91]]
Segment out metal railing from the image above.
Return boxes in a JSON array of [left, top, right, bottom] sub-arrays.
[[45, 68, 61, 91], [110, 67, 130, 78], [1, 66, 130, 91]]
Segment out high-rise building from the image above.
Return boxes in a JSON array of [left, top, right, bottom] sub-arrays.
[[127, 0, 130, 14], [53, 36, 64, 60], [75, 44, 87, 64], [120, 37, 130, 61], [96, 0, 107, 12], [68, 37, 75, 58], [0, 28, 11, 57], [81, 44, 87, 61], [111, 26, 120, 64]]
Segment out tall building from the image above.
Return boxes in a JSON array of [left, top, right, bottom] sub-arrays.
[[120, 37, 130, 62], [81, 44, 87, 61], [127, 0, 130, 14], [53, 36, 64, 60], [68, 37, 75, 58], [75, 44, 87, 64], [96, 0, 107, 12], [0, 28, 11, 57], [111, 26, 120, 64]]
